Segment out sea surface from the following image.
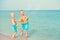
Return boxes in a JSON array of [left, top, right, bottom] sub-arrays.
[[0, 10, 60, 40]]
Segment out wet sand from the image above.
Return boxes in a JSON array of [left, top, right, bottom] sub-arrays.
[[0, 33, 11, 40], [0, 33, 28, 40]]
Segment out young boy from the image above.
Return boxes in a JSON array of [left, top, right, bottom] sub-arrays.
[[18, 10, 29, 38], [11, 12, 17, 38]]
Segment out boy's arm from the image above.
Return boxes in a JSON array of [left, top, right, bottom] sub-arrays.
[[15, 17, 22, 22], [26, 16, 29, 21], [15, 20, 21, 22]]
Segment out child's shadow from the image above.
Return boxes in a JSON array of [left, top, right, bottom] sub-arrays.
[[29, 29, 38, 37]]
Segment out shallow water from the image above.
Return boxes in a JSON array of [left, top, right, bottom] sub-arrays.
[[0, 10, 60, 40]]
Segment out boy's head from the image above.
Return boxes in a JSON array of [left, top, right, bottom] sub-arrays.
[[11, 12, 15, 18], [20, 10, 25, 16]]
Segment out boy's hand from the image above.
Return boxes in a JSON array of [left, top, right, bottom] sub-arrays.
[[16, 24, 18, 27]]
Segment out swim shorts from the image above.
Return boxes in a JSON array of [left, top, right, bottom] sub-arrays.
[[22, 22, 29, 30], [12, 24, 17, 32]]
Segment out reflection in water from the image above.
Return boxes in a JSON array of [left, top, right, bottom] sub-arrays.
[[20, 37, 28, 40], [11, 37, 16, 40], [11, 36, 28, 40], [25, 37, 28, 40]]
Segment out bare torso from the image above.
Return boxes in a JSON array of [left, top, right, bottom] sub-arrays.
[[11, 18, 16, 24]]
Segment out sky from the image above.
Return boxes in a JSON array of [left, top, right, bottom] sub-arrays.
[[0, 0, 60, 10]]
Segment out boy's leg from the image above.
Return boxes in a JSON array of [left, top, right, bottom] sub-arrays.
[[25, 30, 28, 40], [20, 30, 23, 40], [25, 30, 28, 37], [20, 30, 23, 37], [12, 32, 16, 38]]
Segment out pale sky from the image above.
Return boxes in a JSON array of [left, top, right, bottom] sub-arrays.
[[0, 0, 60, 10]]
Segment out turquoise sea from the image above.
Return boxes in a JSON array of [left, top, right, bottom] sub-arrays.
[[0, 10, 60, 40]]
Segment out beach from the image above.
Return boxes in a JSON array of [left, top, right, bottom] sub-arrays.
[[0, 10, 60, 40]]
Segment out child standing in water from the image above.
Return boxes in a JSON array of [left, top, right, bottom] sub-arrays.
[[11, 12, 17, 38], [18, 10, 29, 38]]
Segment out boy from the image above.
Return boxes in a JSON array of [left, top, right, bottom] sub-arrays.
[[11, 12, 17, 38], [18, 10, 29, 38]]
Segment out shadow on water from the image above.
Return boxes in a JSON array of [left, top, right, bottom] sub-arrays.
[[29, 29, 38, 37]]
